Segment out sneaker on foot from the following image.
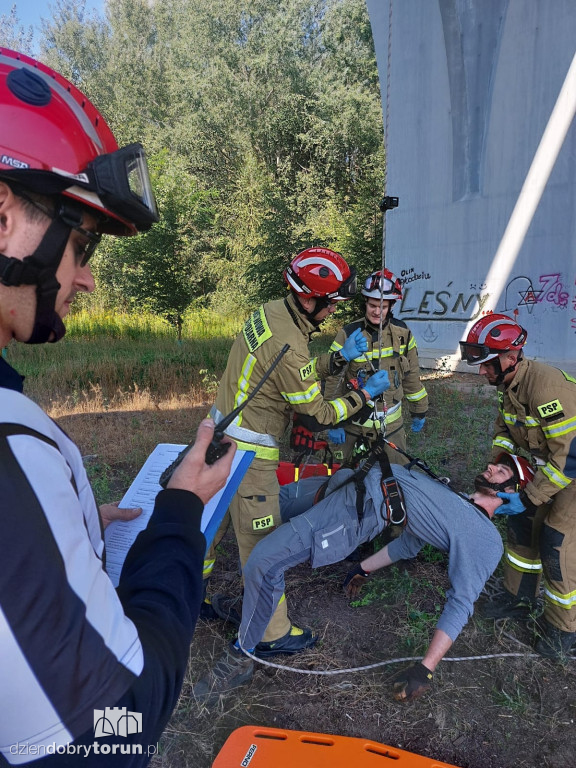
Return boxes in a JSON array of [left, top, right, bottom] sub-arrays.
[[210, 593, 242, 628], [478, 591, 537, 621], [192, 643, 254, 705], [254, 625, 318, 658]]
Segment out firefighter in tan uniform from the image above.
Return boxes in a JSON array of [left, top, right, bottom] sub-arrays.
[[325, 269, 428, 466], [203, 248, 391, 659], [461, 314, 576, 659]]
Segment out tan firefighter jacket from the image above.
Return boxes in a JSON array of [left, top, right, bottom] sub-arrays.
[[492, 358, 576, 506], [324, 316, 428, 436], [211, 294, 372, 464]]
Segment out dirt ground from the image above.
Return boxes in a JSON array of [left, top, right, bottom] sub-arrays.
[[56, 372, 576, 768]]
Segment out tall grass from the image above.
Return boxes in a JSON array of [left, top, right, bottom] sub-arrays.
[[5, 310, 243, 410]]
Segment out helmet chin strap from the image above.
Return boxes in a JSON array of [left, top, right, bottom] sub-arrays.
[[293, 293, 327, 326], [490, 351, 523, 386], [473, 473, 518, 494], [0, 216, 71, 344]]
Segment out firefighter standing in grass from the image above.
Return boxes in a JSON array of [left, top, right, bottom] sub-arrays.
[[325, 269, 428, 466], [460, 313, 576, 659], [201, 248, 391, 662]]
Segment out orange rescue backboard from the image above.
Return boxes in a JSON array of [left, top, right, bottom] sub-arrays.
[[212, 726, 462, 768]]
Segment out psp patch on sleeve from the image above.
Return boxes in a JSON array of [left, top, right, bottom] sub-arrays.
[[299, 360, 315, 381], [537, 399, 564, 420]]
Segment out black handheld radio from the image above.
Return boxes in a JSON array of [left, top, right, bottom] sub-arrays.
[[158, 343, 290, 488]]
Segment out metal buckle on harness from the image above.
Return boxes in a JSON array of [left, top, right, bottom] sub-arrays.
[[381, 476, 407, 526]]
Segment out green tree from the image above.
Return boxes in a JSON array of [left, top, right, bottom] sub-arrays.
[[92, 152, 219, 339]]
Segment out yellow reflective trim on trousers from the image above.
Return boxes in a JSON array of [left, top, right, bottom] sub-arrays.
[[543, 584, 576, 609], [233, 439, 279, 461], [405, 387, 427, 402], [542, 415, 576, 439], [493, 437, 515, 452], [234, 353, 257, 427], [505, 548, 542, 573], [203, 558, 216, 578], [281, 381, 321, 405], [278, 593, 286, 605], [542, 462, 571, 489]]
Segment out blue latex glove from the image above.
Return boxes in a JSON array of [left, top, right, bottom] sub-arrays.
[[364, 370, 390, 398], [411, 416, 426, 433], [341, 328, 369, 362], [495, 491, 527, 515], [328, 427, 346, 444]]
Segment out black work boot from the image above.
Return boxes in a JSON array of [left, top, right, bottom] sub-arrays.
[[478, 590, 537, 621], [534, 618, 576, 661], [210, 593, 243, 628]]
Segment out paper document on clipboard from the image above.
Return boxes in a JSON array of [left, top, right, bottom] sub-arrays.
[[104, 442, 254, 587]]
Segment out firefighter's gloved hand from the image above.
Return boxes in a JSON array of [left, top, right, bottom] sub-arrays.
[[364, 370, 390, 398], [290, 424, 316, 453], [341, 328, 368, 361], [495, 491, 527, 515], [328, 427, 346, 444], [342, 563, 370, 600], [411, 416, 426, 433], [391, 663, 433, 702]]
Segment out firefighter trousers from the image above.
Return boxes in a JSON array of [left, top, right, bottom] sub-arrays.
[[503, 482, 576, 633]]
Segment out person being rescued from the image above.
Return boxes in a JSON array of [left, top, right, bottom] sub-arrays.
[[193, 450, 535, 704]]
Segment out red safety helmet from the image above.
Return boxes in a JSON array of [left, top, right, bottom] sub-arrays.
[[0, 47, 158, 235], [460, 314, 527, 365], [495, 453, 535, 491], [361, 268, 402, 301], [284, 248, 357, 301]]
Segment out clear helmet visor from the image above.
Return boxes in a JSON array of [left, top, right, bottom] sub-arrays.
[[89, 142, 159, 232]]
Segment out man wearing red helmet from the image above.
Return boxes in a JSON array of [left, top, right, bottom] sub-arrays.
[[0, 49, 235, 765], [197, 248, 391, 684], [325, 268, 428, 465], [461, 313, 576, 659]]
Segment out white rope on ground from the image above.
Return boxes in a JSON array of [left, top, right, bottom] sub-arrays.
[[238, 648, 571, 676]]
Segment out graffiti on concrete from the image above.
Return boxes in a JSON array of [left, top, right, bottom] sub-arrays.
[[505, 273, 570, 313], [398, 281, 491, 322]]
